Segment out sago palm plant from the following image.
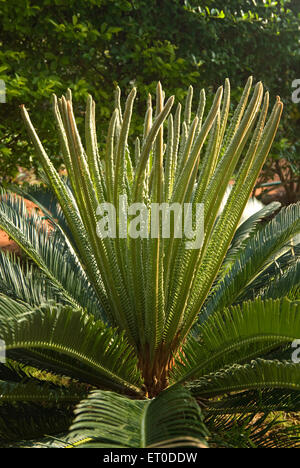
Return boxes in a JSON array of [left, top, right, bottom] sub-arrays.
[[0, 77, 299, 448]]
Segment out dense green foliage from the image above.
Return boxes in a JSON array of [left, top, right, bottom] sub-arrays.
[[0, 0, 299, 181], [0, 78, 299, 447]]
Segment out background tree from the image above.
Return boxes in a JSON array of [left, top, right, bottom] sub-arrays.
[[0, 0, 299, 190]]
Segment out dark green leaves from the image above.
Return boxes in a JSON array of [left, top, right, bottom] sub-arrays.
[[0, 303, 143, 396], [173, 297, 300, 383]]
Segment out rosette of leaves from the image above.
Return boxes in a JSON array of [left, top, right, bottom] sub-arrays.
[[0, 77, 299, 448]]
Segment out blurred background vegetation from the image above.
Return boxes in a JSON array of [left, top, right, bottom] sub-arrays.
[[0, 0, 299, 202]]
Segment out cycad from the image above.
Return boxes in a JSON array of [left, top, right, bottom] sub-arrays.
[[0, 77, 299, 448]]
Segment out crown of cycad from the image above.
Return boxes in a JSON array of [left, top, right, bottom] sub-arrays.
[[21, 78, 282, 396]]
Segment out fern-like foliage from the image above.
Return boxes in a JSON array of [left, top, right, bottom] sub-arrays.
[[0, 78, 299, 447], [68, 386, 209, 448]]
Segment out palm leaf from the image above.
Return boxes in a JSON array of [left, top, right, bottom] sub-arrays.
[[260, 259, 300, 300], [205, 413, 300, 448], [0, 378, 85, 405], [204, 388, 300, 414], [202, 203, 300, 321], [172, 297, 300, 383], [68, 385, 209, 448], [0, 191, 106, 319], [0, 302, 143, 396], [220, 200, 281, 276], [0, 250, 57, 305], [0, 402, 73, 444], [188, 359, 300, 397]]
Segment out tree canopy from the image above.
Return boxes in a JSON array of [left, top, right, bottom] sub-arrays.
[[0, 0, 299, 180]]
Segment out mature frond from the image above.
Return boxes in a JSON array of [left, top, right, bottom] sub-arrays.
[[0, 302, 143, 396], [205, 413, 300, 448], [204, 388, 300, 414], [220, 200, 281, 276], [188, 359, 300, 397], [202, 204, 300, 321], [0, 192, 105, 319], [0, 402, 73, 445], [68, 386, 209, 448], [172, 297, 300, 383]]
